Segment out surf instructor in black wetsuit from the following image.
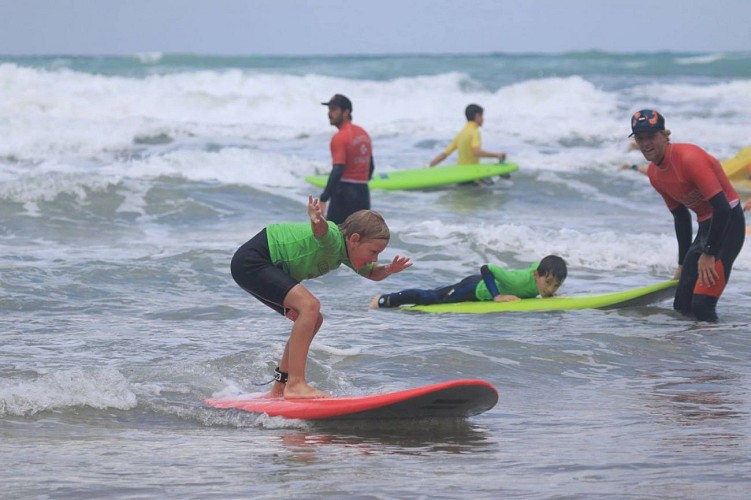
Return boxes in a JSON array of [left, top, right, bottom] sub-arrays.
[[320, 94, 375, 224]]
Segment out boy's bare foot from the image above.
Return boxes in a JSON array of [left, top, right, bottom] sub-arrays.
[[284, 381, 330, 399], [369, 294, 382, 309]]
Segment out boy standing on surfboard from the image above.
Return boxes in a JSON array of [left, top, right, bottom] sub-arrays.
[[231, 196, 411, 398], [371, 255, 566, 309], [429, 104, 507, 167], [629, 109, 745, 321]]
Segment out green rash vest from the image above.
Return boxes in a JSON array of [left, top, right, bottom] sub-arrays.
[[475, 263, 540, 301], [266, 221, 373, 281]]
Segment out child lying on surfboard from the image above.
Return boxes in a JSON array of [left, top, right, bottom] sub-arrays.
[[371, 255, 566, 309], [231, 196, 411, 399]]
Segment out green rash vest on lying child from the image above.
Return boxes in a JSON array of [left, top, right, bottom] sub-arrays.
[[475, 263, 540, 300], [266, 221, 373, 281]]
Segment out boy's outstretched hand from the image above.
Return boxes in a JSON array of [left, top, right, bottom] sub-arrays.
[[308, 196, 328, 238], [370, 255, 412, 281], [386, 255, 412, 275]]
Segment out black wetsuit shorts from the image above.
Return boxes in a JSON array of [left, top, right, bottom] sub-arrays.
[[230, 228, 298, 316], [326, 181, 370, 225]]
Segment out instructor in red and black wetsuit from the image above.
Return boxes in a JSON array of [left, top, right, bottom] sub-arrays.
[[630, 109, 745, 322], [320, 94, 374, 224]]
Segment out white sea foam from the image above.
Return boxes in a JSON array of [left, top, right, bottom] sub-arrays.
[[134, 52, 164, 64], [2, 63, 748, 170], [674, 53, 727, 65], [400, 218, 745, 274], [131, 147, 317, 189], [0, 367, 137, 416]]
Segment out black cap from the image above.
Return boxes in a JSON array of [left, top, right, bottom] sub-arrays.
[[321, 94, 352, 112], [629, 109, 665, 137]]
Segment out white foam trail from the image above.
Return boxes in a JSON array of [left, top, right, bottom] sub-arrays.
[[0, 368, 137, 416]]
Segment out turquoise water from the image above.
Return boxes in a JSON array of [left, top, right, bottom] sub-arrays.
[[1, 52, 750, 499], [7, 51, 751, 81]]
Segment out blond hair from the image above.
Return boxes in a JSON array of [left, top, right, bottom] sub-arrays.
[[338, 210, 390, 241]]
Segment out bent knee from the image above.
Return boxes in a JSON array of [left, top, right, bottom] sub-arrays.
[[296, 295, 321, 317]]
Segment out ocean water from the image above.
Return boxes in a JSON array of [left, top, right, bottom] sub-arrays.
[[1, 51, 751, 499]]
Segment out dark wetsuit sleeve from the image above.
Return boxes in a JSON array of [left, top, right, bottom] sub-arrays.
[[671, 205, 692, 265], [702, 192, 732, 257], [369, 156, 375, 180], [320, 164, 344, 203], [480, 265, 500, 298]]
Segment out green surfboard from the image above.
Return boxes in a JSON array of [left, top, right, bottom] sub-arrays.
[[305, 162, 519, 191], [404, 280, 678, 314]]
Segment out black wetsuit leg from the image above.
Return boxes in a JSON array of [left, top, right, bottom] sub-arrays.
[[674, 204, 745, 321], [379, 275, 482, 308]]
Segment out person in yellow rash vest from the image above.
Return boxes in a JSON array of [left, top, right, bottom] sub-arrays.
[[429, 103, 507, 167]]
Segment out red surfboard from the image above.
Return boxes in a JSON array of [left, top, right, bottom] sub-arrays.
[[205, 379, 498, 420]]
